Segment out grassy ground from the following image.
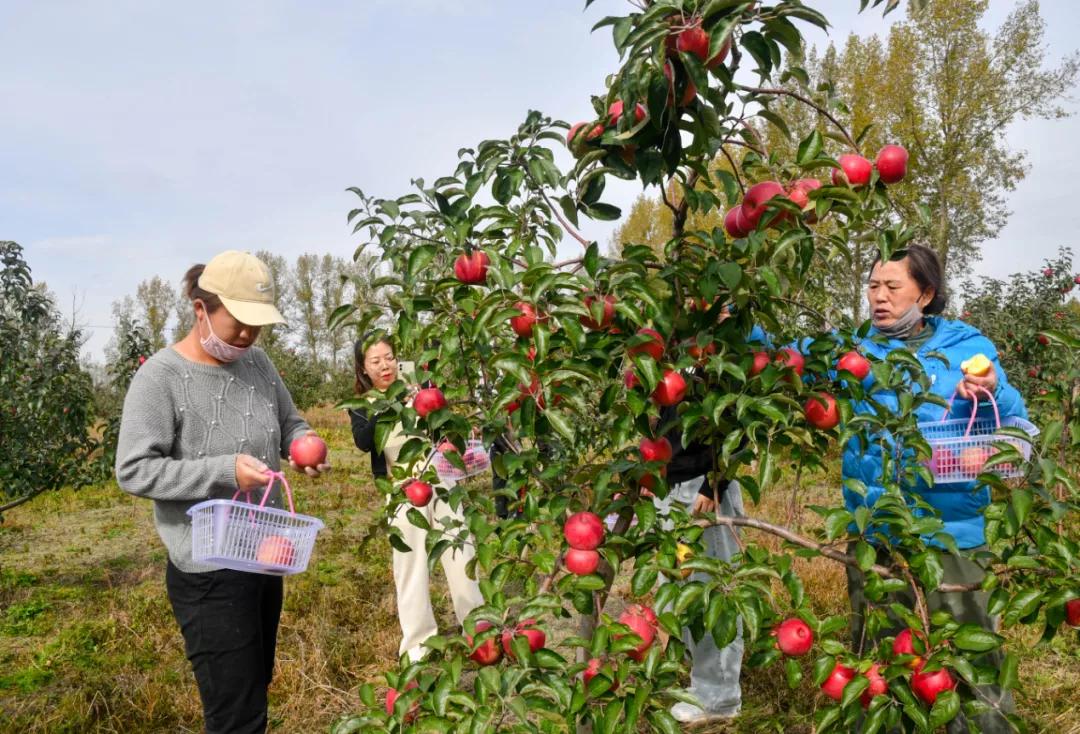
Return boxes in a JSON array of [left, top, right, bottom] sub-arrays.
[[0, 405, 1077, 733]]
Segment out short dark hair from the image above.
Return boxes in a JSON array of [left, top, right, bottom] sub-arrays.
[[869, 244, 947, 314], [182, 264, 224, 313], [353, 332, 395, 395]]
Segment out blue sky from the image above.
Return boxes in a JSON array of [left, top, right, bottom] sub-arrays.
[[2, 1, 1077, 360]]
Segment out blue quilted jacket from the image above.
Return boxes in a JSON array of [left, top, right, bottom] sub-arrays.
[[841, 317, 1027, 549]]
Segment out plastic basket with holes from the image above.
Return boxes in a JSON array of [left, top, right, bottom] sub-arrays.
[[919, 385, 1038, 483], [187, 471, 324, 576], [429, 439, 491, 483]]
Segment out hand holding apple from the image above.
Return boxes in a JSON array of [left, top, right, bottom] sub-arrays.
[[956, 367, 998, 401]]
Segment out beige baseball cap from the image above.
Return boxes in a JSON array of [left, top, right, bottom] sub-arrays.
[[198, 250, 287, 326]]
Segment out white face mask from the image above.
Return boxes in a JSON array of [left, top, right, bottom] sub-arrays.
[[876, 303, 925, 341], [197, 302, 251, 363]]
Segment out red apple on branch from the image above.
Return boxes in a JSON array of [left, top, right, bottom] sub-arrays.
[[741, 181, 786, 229], [663, 60, 697, 106], [749, 350, 770, 376], [651, 369, 687, 406], [619, 604, 658, 662], [1065, 598, 1080, 627], [773, 617, 814, 656], [860, 664, 888, 708], [564, 511, 605, 550], [775, 347, 805, 377], [502, 619, 546, 658], [607, 99, 646, 126], [910, 665, 955, 705], [404, 479, 433, 508], [510, 302, 539, 338], [836, 350, 871, 380], [892, 628, 929, 668], [385, 681, 419, 718], [565, 548, 601, 575], [639, 436, 673, 464], [821, 662, 856, 701], [627, 328, 665, 361], [875, 144, 908, 184], [413, 387, 447, 417], [724, 205, 750, 238], [580, 294, 616, 330], [805, 393, 840, 430], [832, 154, 873, 186], [467, 621, 502, 665], [453, 250, 489, 284]]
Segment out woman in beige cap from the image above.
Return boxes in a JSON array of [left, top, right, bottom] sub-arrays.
[[116, 250, 330, 734]]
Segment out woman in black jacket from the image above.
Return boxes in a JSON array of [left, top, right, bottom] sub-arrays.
[[349, 335, 483, 662]]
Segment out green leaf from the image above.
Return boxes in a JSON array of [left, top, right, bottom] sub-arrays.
[[717, 262, 743, 289], [998, 652, 1019, 690], [796, 129, 823, 165], [585, 203, 622, 221], [928, 689, 961, 729], [952, 623, 1003, 652]]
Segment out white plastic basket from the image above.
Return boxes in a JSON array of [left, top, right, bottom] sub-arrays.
[[919, 385, 1038, 483], [429, 439, 491, 483], [187, 471, 324, 576]]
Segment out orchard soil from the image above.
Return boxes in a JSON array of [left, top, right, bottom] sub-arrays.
[[1, 406, 1077, 733]]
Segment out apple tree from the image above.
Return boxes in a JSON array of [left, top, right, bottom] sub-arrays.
[[0, 241, 98, 517], [330, 2, 1078, 732]]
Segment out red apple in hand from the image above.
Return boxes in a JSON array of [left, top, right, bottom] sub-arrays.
[[404, 479, 433, 507], [564, 511, 605, 550], [565, 548, 601, 575], [639, 436, 673, 464], [651, 369, 687, 406], [510, 302, 539, 338], [502, 619, 546, 658], [580, 294, 617, 330], [772, 618, 814, 656], [627, 328, 665, 361], [467, 621, 502, 665], [289, 434, 327, 469], [619, 604, 658, 662], [413, 387, 447, 417], [832, 154, 873, 186], [454, 250, 489, 284], [836, 350, 871, 380], [821, 662, 856, 701], [860, 664, 888, 708], [805, 393, 840, 430], [875, 144, 908, 184], [910, 665, 955, 705]]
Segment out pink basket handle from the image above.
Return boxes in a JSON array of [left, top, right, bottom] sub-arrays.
[[939, 384, 1001, 437], [229, 471, 296, 515]]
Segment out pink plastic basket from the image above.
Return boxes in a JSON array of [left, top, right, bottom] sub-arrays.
[[187, 471, 324, 576], [429, 439, 491, 483], [919, 385, 1038, 483]]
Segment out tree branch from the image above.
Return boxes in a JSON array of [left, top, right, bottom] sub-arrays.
[[737, 84, 859, 152]]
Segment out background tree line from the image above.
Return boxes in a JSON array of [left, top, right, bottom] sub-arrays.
[[612, 0, 1078, 324]]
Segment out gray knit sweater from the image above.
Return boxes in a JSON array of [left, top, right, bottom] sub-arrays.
[[115, 346, 310, 572]]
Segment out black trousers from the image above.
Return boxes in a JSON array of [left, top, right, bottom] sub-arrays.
[[166, 560, 283, 734]]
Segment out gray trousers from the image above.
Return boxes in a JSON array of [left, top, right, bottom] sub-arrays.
[[654, 477, 745, 714]]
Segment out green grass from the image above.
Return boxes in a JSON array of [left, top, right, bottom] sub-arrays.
[[0, 405, 1077, 733]]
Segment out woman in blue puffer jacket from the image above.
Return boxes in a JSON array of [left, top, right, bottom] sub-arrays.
[[843, 245, 1025, 734]]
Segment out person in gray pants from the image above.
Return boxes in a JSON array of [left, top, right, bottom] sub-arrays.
[[650, 389, 746, 722]]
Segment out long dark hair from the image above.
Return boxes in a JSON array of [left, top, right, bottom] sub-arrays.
[[353, 332, 395, 395], [869, 244, 947, 314]]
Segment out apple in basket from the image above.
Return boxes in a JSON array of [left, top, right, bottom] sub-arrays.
[[959, 446, 990, 475], [927, 446, 955, 476], [256, 535, 296, 566]]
